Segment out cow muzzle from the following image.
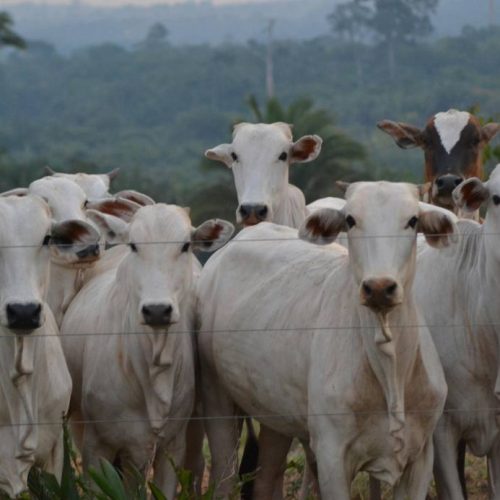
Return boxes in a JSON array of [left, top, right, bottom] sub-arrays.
[[76, 243, 100, 261], [238, 203, 269, 226], [433, 174, 463, 205], [360, 278, 402, 313], [6, 302, 43, 331], [142, 303, 174, 328]]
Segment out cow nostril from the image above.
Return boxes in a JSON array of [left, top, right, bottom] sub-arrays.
[[454, 178, 462, 187], [164, 305, 173, 316], [436, 178, 444, 188], [362, 283, 372, 297], [258, 206, 268, 218], [385, 283, 398, 296], [239, 206, 249, 218]]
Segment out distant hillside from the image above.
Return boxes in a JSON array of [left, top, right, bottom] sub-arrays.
[[4, 0, 499, 53]]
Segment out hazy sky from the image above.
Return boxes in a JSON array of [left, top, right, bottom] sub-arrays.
[[2, 0, 272, 5]]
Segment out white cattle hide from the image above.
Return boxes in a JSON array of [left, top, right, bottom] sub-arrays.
[[415, 164, 500, 499], [198, 182, 455, 499], [0, 195, 73, 497], [60, 205, 233, 497]]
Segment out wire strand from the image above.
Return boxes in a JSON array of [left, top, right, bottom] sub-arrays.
[[1, 407, 500, 428]]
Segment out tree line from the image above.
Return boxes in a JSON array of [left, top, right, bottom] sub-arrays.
[[0, 6, 499, 223]]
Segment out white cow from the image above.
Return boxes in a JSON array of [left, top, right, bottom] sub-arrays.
[[414, 164, 500, 499], [0, 194, 90, 497], [60, 204, 233, 497], [198, 181, 456, 499], [206, 122, 346, 228]]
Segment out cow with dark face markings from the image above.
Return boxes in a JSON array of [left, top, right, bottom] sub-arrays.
[[378, 109, 499, 215]]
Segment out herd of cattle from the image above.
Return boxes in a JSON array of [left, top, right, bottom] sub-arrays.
[[0, 108, 499, 499]]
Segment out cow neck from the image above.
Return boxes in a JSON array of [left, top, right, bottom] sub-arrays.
[[0, 331, 38, 484], [272, 183, 308, 229], [355, 288, 420, 468], [472, 218, 500, 400], [118, 279, 183, 437], [49, 263, 86, 325]]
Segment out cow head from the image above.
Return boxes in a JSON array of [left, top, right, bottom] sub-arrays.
[[454, 164, 500, 258], [299, 182, 457, 317], [27, 177, 142, 264], [378, 109, 499, 210], [92, 204, 234, 329], [205, 122, 322, 226], [0, 195, 108, 332], [44, 166, 120, 199]]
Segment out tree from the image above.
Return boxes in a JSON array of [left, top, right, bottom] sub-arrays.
[[0, 12, 26, 50], [140, 22, 169, 49], [328, 0, 371, 43], [329, 0, 439, 78], [369, 0, 438, 77]]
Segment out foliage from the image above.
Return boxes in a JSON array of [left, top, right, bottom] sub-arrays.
[[0, 21, 499, 220], [0, 12, 25, 50]]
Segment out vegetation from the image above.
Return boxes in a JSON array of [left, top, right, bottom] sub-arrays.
[[0, 22, 498, 223]]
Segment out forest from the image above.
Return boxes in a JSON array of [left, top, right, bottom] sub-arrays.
[[0, 5, 499, 224]]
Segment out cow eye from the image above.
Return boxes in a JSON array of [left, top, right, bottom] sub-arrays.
[[231, 152, 238, 162], [279, 152, 288, 161], [42, 235, 51, 246], [129, 242, 138, 253], [493, 195, 500, 206], [406, 216, 419, 229], [345, 215, 356, 229], [83, 200, 89, 208], [181, 241, 190, 253]]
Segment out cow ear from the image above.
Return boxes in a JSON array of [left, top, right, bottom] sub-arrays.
[[0, 187, 29, 197], [290, 135, 323, 163], [106, 167, 120, 181], [86, 209, 130, 244], [452, 177, 489, 212], [482, 123, 500, 143], [377, 120, 424, 149], [299, 208, 346, 245], [417, 182, 432, 200], [417, 209, 457, 249], [114, 190, 155, 206], [86, 197, 141, 223], [192, 219, 234, 252], [49, 220, 101, 265], [336, 181, 351, 194], [205, 144, 233, 167]]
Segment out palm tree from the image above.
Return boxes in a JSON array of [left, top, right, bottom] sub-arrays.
[[245, 94, 367, 201]]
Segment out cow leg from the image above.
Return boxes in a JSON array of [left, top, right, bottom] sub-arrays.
[[183, 417, 205, 495], [487, 436, 500, 499], [201, 364, 240, 497], [298, 441, 320, 500], [394, 438, 434, 500], [154, 429, 187, 500], [311, 424, 350, 500], [433, 418, 466, 500], [44, 432, 64, 481], [81, 424, 115, 471], [252, 425, 291, 500]]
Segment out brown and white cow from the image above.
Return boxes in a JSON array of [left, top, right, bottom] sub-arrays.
[[378, 109, 499, 213]]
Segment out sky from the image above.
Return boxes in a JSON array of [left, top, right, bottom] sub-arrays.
[[2, 0, 274, 5]]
